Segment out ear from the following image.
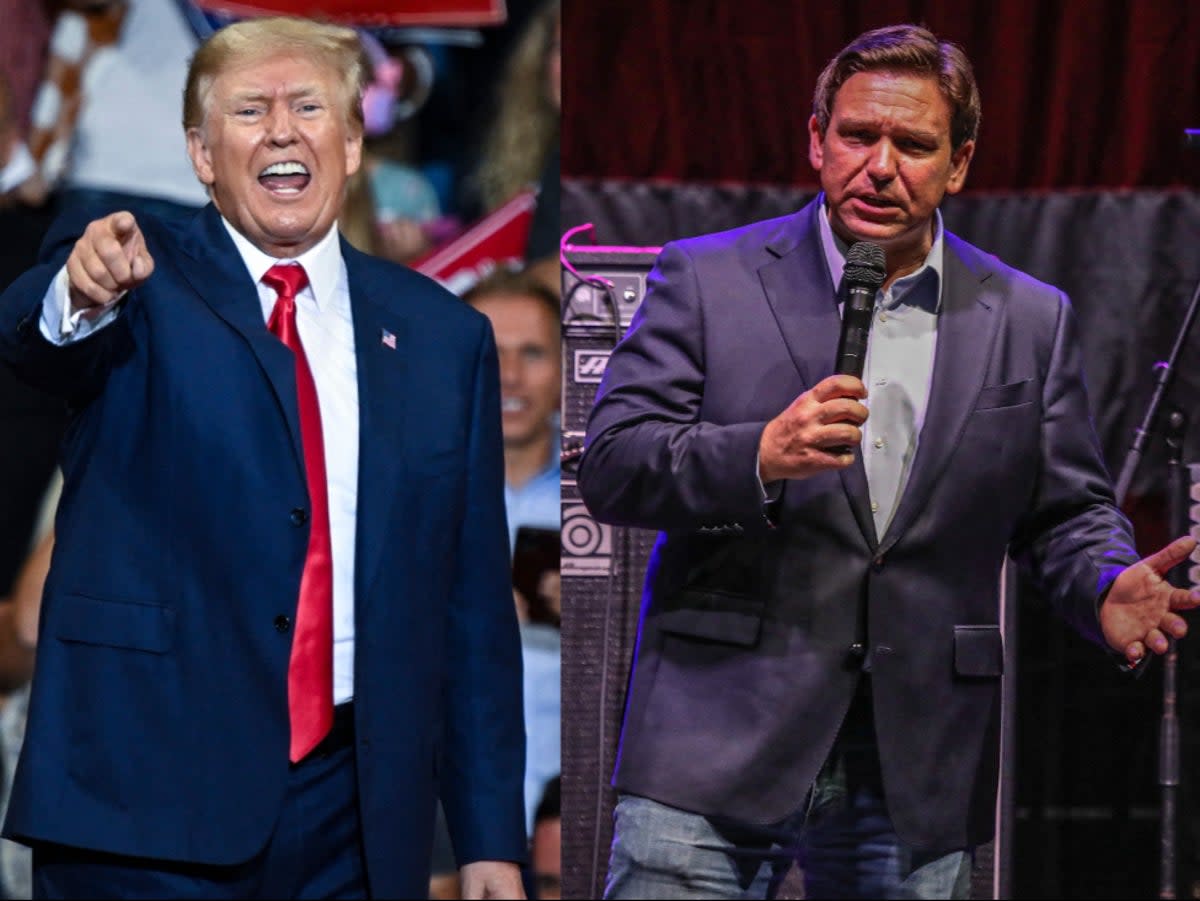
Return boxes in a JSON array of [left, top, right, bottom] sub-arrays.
[[944, 138, 975, 196], [808, 114, 825, 172], [345, 130, 363, 178], [186, 128, 215, 187]]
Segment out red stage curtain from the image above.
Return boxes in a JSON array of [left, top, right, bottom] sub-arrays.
[[562, 0, 1200, 190]]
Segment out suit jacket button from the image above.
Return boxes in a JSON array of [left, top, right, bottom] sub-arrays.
[[290, 508, 308, 526], [873, 555, 885, 570], [848, 642, 866, 659], [274, 615, 292, 633]]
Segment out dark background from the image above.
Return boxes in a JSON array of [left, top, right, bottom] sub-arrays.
[[560, 1, 1200, 898]]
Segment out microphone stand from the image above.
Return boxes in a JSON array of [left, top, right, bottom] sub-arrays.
[[1113, 275, 1200, 504], [1161, 410, 1188, 900], [1111, 265, 1200, 899]]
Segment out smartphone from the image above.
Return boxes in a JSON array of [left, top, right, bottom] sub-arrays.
[[512, 526, 561, 627]]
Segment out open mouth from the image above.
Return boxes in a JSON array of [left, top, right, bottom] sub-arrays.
[[258, 161, 311, 195], [501, 397, 528, 413]]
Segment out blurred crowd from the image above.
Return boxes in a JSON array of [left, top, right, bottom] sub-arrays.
[[0, 1, 561, 898]]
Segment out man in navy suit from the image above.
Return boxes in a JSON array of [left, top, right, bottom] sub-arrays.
[[579, 24, 1200, 900], [0, 16, 526, 900]]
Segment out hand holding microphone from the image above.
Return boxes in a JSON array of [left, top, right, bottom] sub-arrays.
[[758, 242, 886, 482], [828, 241, 886, 455]]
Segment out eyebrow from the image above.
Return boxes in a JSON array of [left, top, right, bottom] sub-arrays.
[[227, 86, 325, 105], [837, 118, 941, 143]]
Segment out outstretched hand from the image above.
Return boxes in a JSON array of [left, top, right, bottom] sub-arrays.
[[66, 211, 155, 316], [1100, 535, 1200, 665]]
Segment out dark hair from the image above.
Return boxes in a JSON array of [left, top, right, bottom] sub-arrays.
[[812, 24, 980, 151], [463, 267, 561, 321], [535, 774, 561, 823]]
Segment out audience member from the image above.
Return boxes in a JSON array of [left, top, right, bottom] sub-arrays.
[[463, 268, 561, 548], [0, 25, 65, 610], [0, 471, 57, 901], [343, 34, 447, 266], [25, 0, 207, 221], [529, 776, 561, 900], [470, 0, 560, 290], [464, 267, 560, 841]]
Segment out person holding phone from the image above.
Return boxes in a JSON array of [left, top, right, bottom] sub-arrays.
[[465, 268, 561, 838]]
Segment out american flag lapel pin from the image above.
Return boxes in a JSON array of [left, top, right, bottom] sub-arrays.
[[380, 328, 397, 350]]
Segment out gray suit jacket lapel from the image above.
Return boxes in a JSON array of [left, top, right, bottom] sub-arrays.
[[758, 201, 878, 548]]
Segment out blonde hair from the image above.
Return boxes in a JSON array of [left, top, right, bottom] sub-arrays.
[[474, 0, 560, 212], [183, 16, 366, 134]]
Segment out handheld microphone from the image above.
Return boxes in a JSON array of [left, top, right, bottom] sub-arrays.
[[835, 241, 887, 378], [829, 242, 886, 457]]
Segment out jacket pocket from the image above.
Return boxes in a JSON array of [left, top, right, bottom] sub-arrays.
[[53, 593, 175, 654], [975, 378, 1036, 411], [657, 590, 764, 647], [953, 624, 1004, 677]]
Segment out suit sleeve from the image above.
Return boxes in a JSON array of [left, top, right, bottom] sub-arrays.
[[0, 210, 133, 405], [578, 241, 772, 531], [1008, 292, 1139, 647], [440, 319, 528, 866]]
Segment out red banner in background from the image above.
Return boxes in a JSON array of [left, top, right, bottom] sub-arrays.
[[411, 190, 535, 296], [193, 0, 506, 26]]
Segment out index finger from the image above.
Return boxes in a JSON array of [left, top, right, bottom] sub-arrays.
[[109, 211, 139, 242], [812, 374, 867, 402]]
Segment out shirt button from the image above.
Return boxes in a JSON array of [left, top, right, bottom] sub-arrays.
[[879, 312, 888, 322], [274, 615, 292, 633], [290, 508, 308, 526], [870, 501, 879, 513], [874, 438, 885, 449]]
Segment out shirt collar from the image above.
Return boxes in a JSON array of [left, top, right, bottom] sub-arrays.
[[221, 217, 344, 311], [816, 193, 944, 312]]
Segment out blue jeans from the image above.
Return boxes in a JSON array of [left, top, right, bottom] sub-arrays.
[[605, 692, 973, 900]]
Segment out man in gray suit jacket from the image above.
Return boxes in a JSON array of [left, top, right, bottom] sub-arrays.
[[578, 24, 1199, 901]]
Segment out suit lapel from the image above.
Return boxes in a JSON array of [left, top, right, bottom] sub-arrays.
[[758, 204, 838, 391], [758, 201, 877, 548], [177, 205, 305, 482], [342, 242, 409, 609], [877, 235, 999, 556]]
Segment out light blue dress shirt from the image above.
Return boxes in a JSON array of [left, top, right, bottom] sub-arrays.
[[817, 199, 945, 538]]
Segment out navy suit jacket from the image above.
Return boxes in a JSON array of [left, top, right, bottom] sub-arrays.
[[0, 204, 526, 896], [578, 198, 1138, 849]]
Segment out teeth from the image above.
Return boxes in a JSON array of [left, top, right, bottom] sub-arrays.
[[260, 161, 309, 177], [501, 398, 525, 412]]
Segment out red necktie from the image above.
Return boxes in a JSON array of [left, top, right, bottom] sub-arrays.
[[263, 263, 334, 762]]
